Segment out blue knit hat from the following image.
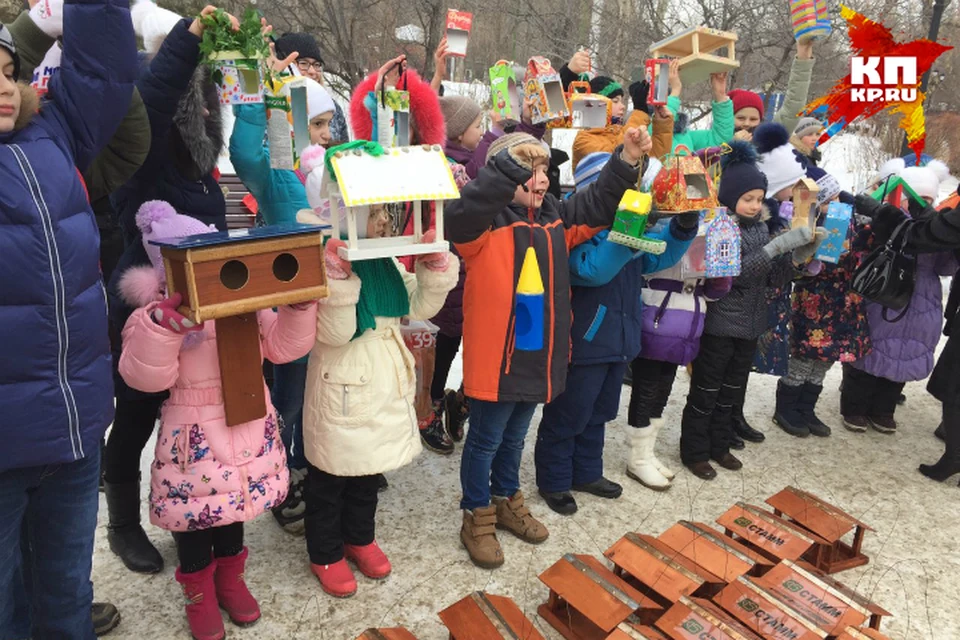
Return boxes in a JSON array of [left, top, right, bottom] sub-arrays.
[[718, 140, 767, 211], [0, 25, 19, 82], [575, 152, 611, 190]]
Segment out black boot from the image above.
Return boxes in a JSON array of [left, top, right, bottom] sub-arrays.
[[773, 381, 809, 437], [798, 383, 832, 437], [935, 422, 945, 441], [919, 415, 960, 482], [104, 481, 164, 574], [732, 406, 765, 443], [92, 602, 121, 636]]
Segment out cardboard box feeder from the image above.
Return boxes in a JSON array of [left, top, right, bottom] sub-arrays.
[[445, 10, 473, 57], [265, 76, 311, 171], [210, 51, 264, 105], [524, 56, 569, 124], [489, 61, 525, 126]]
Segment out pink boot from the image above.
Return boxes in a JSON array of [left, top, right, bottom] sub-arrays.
[[311, 558, 357, 598], [344, 541, 392, 579], [213, 547, 261, 626], [175, 562, 225, 640]]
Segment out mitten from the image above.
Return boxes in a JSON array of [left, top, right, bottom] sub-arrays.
[[792, 227, 828, 264], [30, 0, 64, 38], [325, 239, 352, 280], [491, 143, 548, 186], [853, 193, 883, 219], [416, 230, 450, 271], [676, 210, 700, 230], [151, 294, 203, 334], [703, 277, 733, 301], [629, 80, 650, 114], [762, 226, 813, 259]]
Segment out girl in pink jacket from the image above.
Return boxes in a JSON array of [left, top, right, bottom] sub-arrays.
[[117, 201, 318, 640]]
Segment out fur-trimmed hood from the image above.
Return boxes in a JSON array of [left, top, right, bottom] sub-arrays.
[[170, 66, 224, 181], [349, 69, 445, 146], [13, 83, 39, 132], [735, 201, 772, 226]]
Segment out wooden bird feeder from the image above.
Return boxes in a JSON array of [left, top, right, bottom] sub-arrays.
[[648, 27, 740, 85], [790, 560, 892, 630], [766, 486, 873, 574], [834, 627, 893, 640], [538, 553, 665, 640], [355, 629, 419, 640], [155, 224, 327, 426], [607, 616, 672, 639], [658, 521, 775, 582], [324, 145, 458, 261], [604, 533, 725, 603], [791, 178, 821, 233], [714, 576, 829, 640], [655, 596, 762, 640], [438, 591, 544, 639], [717, 503, 830, 564]]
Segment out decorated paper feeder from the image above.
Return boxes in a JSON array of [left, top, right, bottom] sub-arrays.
[[791, 0, 832, 42], [649, 26, 739, 84], [652, 148, 720, 214], [490, 61, 525, 126], [609, 190, 666, 254], [524, 56, 569, 124], [210, 51, 264, 105], [323, 144, 457, 261], [567, 81, 612, 129]]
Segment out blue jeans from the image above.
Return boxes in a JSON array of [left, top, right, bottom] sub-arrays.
[[272, 360, 308, 471], [0, 448, 100, 640], [459, 400, 538, 510]]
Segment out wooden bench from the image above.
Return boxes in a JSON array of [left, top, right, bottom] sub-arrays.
[[219, 174, 256, 229]]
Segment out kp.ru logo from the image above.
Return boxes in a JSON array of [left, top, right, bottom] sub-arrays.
[[850, 56, 918, 103]]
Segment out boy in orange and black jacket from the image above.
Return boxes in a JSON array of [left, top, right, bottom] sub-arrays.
[[446, 127, 650, 569]]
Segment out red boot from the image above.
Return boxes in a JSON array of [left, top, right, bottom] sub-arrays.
[[213, 547, 261, 626], [311, 558, 357, 598], [344, 541, 392, 579], [175, 562, 225, 640]]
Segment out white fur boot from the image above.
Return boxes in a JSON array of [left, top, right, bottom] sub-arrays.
[[648, 418, 676, 480], [626, 427, 671, 490]]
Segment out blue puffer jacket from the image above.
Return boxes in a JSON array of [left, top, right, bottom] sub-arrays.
[[0, 0, 136, 472], [568, 219, 697, 365]]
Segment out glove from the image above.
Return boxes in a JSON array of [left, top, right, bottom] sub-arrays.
[[792, 227, 828, 264], [763, 226, 813, 259], [676, 210, 700, 230], [29, 0, 64, 38], [703, 277, 732, 301], [415, 230, 450, 272], [629, 80, 650, 114], [491, 142, 548, 187], [151, 293, 203, 334], [853, 193, 883, 219], [325, 239, 352, 280]]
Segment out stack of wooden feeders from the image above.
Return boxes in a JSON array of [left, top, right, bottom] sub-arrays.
[[537, 485, 894, 640]]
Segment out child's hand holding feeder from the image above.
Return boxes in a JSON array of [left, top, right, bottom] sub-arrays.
[[324, 239, 352, 280], [152, 293, 204, 334], [622, 127, 651, 166], [416, 230, 450, 272]]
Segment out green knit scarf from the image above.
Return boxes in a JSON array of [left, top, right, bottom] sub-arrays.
[[350, 258, 410, 340]]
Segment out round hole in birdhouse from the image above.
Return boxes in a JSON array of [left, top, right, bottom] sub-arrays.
[[273, 253, 300, 282], [220, 260, 249, 290]]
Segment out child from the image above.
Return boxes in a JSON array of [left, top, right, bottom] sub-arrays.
[[535, 152, 698, 514], [1, 0, 135, 633], [841, 161, 957, 433], [662, 60, 734, 152], [680, 141, 814, 480], [790, 117, 825, 168], [447, 126, 650, 567], [300, 169, 459, 597], [118, 201, 318, 639]]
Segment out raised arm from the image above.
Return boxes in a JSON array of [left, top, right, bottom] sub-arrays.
[[773, 40, 815, 133]]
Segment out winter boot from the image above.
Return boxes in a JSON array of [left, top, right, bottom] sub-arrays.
[[869, 415, 897, 434], [344, 541, 392, 579], [176, 562, 225, 640], [444, 387, 470, 442], [626, 427, 671, 491], [104, 480, 164, 574], [773, 381, 809, 437], [311, 559, 357, 598], [798, 383, 832, 437], [493, 491, 549, 544], [732, 406, 765, 442], [213, 547, 260, 627], [461, 506, 504, 569], [648, 418, 676, 479], [538, 489, 578, 515], [92, 602, 121, 636], [420, 400, 454, 454], [842, 415, 870, 432], [919, 417, 960, 482], [271, 467, 306, 535], [935, 422, 945, 441]]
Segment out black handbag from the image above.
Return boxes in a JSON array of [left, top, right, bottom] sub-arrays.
[[852, 218, 916, 322]]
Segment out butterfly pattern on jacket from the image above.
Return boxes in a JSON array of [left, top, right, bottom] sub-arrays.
[[185, 504, 224, 531]]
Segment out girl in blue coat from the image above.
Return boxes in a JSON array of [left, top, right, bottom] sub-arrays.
[[534, 152, 698, 515]]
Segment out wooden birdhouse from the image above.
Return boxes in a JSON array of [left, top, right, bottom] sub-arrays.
[[524, 56, 569, 124], [154, 224, 328, 426], [355, 629, 419, 640], [376, 89, 411, 149], [608, 617, 672, 639], [655, 596, 763, 640], [489, 61, 524, 126], [265, 76, 310, 171], [870, 175, 927, 210], [210, 52, 264, 105], [324, 144, 458, 261], [567, 81, 612, 129], [786, 562, 892, 631], [648, 27, 740, 85], [791, 178, 820, 232], [538, 553, 665, 639], [652, 149, 720, 214], [603, 533, 726, 603], [716, 503, 831, 564], [791, 0, 832, 42], [766, 486, 873, 574], [714, 577, 829, 640], [438, 592, 544, 639], [609, 190, 667, 254], [445, 9, 473, 56], [658, 521, 774, 583], [704, 209, 740, 278], [646, 58, 671, 106], [835, 626, 893, 640], [815, 202, 852, 263]]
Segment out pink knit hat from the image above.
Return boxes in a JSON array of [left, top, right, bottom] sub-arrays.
[[137, 200, 217, 277]]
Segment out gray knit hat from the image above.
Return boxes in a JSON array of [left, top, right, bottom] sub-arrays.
[[793, 116, 824, 139], [0, 25, 19, 82], [485, 132, 541, 165], [439, 95, 482, 140]]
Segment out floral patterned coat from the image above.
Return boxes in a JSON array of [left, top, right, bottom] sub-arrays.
[[119, 304, 317, 532]]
